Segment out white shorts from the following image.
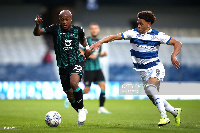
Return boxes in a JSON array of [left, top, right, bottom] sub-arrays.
[[140, 62, 165, 83]]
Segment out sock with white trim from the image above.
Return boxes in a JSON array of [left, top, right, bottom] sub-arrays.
[[163, 99, 178, 117], [73, 87, 84, 109], [145, 85, 167, 118]]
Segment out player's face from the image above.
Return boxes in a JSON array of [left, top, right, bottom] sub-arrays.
[[90, 24, 100, 37], [137, 19, 150, 34], [59, 16, 72, 30]]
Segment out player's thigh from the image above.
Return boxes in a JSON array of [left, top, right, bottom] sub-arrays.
[[59, 68, 71, 93], [94, 70, 105, 86], [70, 74, 81, 89], [70, 61, 85, 89], [149, 64, 165, 88], [83, 71, 94, 87], [140, 64, 165, 88]]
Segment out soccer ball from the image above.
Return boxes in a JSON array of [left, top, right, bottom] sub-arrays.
[[45, 111, 61, 127]]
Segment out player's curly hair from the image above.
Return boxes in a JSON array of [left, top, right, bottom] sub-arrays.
[[137, 11, 156, 25]]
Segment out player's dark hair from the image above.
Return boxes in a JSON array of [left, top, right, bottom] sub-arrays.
[[89, 22, 99, 27], [137, 11, 156, 25]]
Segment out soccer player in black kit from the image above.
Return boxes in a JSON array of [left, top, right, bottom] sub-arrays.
[[33, 10, 91, 125]]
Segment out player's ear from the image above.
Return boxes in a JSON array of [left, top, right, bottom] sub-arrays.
[[147, 22, 151, 28]]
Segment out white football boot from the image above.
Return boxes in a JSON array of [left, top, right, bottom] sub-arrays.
[[77, 107, 88, 125], [98, 107, 111, 114]]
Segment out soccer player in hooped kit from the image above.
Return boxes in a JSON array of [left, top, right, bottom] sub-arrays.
[[33, 10, 91, 125], [80, 23, 111, 114], [90, 11, 182, 126]]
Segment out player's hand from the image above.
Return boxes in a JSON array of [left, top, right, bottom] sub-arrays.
[[171, 54, 180, 69], [90, 41, 102, 51], [35, 15, 43, 26], [84, 49, 91, 58]]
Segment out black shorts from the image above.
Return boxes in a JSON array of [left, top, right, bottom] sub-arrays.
[[83, 69, 105, 87], [59, 61, 85, 93]]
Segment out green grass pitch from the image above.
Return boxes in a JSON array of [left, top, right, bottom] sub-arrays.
[[0, 99, 200, 133]]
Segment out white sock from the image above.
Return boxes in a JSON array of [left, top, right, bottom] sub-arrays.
[[99, 107, 104, 110], [163, 99, 178, 117], [145, 85, 167, 118]]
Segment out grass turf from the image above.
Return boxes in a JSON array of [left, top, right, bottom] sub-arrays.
[[0, 99, 200, 133]]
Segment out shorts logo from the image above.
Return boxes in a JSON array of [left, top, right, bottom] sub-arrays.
[[73, 65, 82, 72], [85, 81, 90, 85], [156, 69, 160, 75], [156, 69, 160, 77]]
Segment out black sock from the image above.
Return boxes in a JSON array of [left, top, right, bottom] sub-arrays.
[[69, 100, 78, 112], [100, 90, 105, 107], [73, 87, 84, 109]]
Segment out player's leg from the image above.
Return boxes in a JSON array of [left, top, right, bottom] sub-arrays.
[[83, 86, 91, 94], [82, 70, 92, 94], [59, 68, 78, 111], [141, 64, 170, 126], [66, 89, 78, 112], [64, 98, 69, 109], [163, 99, 182, 125], [70, 74, 88, 125], [97, 82, 111, 114], [98, 82, 106, 107], [145, 78, 170, 126], [70, 61, 88, 125], [152, 64, 181, 125], [70, 74, 84, 109], [95, 70, 111, 114]]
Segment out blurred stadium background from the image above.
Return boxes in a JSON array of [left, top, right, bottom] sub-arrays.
[[0, 0, 200, 100]]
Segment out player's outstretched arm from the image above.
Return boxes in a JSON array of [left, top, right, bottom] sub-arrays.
[[33, 15, 45, 36], [90, 34, 123, 51], [80, 37, 91, 58], [100, 51, 108, 57], [168, 38, 182, 69]]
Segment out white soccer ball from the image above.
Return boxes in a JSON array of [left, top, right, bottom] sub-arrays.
[[45, 111, 61, 127]]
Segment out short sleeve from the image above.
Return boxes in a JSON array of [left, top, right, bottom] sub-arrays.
[[43, 24, 56, 34], [121, 30, 136, 39], [78, 27, 85, 42], [158, 32, 172, 44]]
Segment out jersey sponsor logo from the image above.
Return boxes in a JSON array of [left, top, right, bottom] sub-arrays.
[[63, 39, 73, 50], [135, 44, 156, 51]]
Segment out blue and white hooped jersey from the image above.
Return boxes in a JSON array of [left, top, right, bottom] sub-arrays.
[[121, 28, 172, 71]]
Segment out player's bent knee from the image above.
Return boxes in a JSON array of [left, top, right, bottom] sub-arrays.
[[84, 87, 90, 94], [145, 84, 157, 95], [70, 81, 79, 90]]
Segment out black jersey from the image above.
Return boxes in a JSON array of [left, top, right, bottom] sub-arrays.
[[43, 24, 85, 68], [85, 37, 101, 71]]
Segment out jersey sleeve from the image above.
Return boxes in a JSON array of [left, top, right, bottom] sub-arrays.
[[78, 27, 85, 43], [158, 32, 172, 44], [121, 30, 136, 39], [43, 24, 57, 34]]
